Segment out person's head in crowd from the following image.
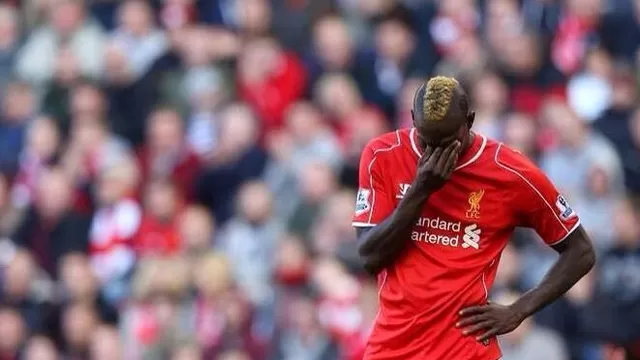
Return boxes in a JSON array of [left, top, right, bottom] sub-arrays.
[[117, 0, 155, 36], [237, 0, 271, 37], [132, 257, 191, 312], [90, 325, 122, 360], [3, 250, 36, 301], [236, 181, 273, 225], [59, 253, 98, 302], [471, 71, 508, 115], [179, 27, 213, 68], [23, 335, 58, 360], [374, 6, 416, 64], [275, 233, 310, 286], [437, 34, 487, 80], [104, 43, 132, 84], [496, 32, 542, 76], [586, 166, 613, 197], [48, 0, 87, 35], [185, 68, 224, 113], [147, 107, 185, 155], [287, 295, 322, 334], [217, 348, 252, 360], [70, 82, 105, 125], [298, 161, 337, 204], [171, 343, 201, 360], [144, 179, 180, 222], [612, 199, 640, 248], [2, 80, 34, 124], [541, 100, 587, 148], [584, 47, 613, 80], [193, 252, 232, 299], [0, 173, 7, 210], [26, 115, 60, 160], [502, 112, 538, 158], [397, 78, 424, 128], [179, 205, 214, 256], [631, 107, 640, 148], [566, 0, 602, 20], [356, 0, 397, 19], [0, 307, 25, 357], [315, 73, 363, 120], [54, 45, 81, 85], [215, 103, 259, 157], [285, 102, 326, 145], [61, 302, 99, 355], [610, 63, 637, 110], [96, 157, 139, 207], [312, 14, 353, 70], [312, 190, 358, 255], [238, 36, 282, 84], [36, 167, 73, 219], [0, 5, 19, 50]]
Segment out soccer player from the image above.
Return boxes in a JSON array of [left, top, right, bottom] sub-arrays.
[[353, 76, 595, 360]]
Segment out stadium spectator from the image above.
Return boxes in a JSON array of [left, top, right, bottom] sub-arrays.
[[0, 5, 20, 97], [0, 81, 34, 175]]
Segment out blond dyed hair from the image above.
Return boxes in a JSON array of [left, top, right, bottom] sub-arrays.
[[423, 76, 460, 122]]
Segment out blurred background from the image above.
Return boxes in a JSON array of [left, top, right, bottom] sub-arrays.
[[0, 0, 638, 359]]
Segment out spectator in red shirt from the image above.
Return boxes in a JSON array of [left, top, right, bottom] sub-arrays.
[[137, 107, 201, 201], [134, 179, 182, 257], [237, 36, 306, 135]]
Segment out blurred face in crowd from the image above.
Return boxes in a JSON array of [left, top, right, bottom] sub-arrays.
[[181, 28, 212, 67], [237, 181, 273, 224], [50, 0, 85, 36], [0, 5, 18, 49], [584, 48, 613, 79], [315, 74, 362, 119], [238, 0, 271, 35], [36, 168, 72, 219], [194, 253, 232, 298], [238, 38, 280, 84], [24, 336, 58, 360], [541, 101, 585, 147], [566, 0, 601, 19], [145, 180, 178, 221], [4, 251, 35, 300], [2, 82, 34, 123], [171, 344, 201, 360], [218, 104, 259, 153], [357, 0, 394, 18], [0, 174, 7, 210], [611, 68, 637, 109], [289, 297, 320, 334], [71, 84, 105, 124], [631, 109, 640, 148], [118, 0, 154, 36], [90, 326, 122, 360], [286, 102, 324, 144], [104, 43, 132, 84], [299, 162, 337, 203], [0, 308, 26, 354], [586, 166, 610, 197], [55, 46, 81, 84], [28, 116, 60, 160], [313, 16, 353, 70], [613, 200, 640, 248], [60, 253, 98, 301], [179, 206, 214, 254], [97, 159, 139, 206], [502, 113, 537, 156], [499, 33, 541, 75], [375, 18, 415, 64], [275, 234, 309, 284], [148, 109, 184, 155], [472, 72, 508, 114], [217, 349, 251, 360], [62, 303, 98, 351]]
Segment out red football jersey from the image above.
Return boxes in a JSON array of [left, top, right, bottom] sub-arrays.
[[352, 128, 580, 360]]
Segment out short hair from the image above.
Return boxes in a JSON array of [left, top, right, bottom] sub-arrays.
[[416, 76, 469, 123]]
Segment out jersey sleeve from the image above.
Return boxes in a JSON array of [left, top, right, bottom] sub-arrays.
[[352, 143, 395, 227], [497, 145, 580, 246]]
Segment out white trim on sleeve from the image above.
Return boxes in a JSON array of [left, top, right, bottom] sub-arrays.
[[548, 219, 581, 246], [352, 222, 377, 228]]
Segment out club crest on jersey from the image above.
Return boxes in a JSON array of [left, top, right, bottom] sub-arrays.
[[396, 183, 411, 199], [466, 190, 485, 219], [355, 188, 371, 215], [555, 195, 576, 221]]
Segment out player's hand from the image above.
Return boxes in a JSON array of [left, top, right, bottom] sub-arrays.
[[457, 302, 525, 343], [415, 141, 461, 192]]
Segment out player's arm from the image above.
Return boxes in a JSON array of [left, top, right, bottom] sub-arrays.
[[355, 142, 460, 275], [459, 146, 595, 342]]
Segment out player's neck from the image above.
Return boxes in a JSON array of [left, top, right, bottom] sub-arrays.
[[461, 131, 476, 155]]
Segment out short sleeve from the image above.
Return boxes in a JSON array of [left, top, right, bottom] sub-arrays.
[[497, 145, 580, 246], [352, 145, 395, 227]]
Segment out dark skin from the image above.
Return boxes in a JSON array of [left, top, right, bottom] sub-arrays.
[[357, 82, 596, 343]]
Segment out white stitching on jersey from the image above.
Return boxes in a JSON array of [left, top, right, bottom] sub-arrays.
[[493, 143, 569, 233], [366, 130, 402, 224]]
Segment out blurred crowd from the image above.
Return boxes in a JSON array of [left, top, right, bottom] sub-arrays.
[[0, 0, 638, 359]]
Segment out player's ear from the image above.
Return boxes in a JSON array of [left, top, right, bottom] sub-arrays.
[[467, 111, 475, 128]]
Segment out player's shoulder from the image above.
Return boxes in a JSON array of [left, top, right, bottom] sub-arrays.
[[488, 140, 548, 185], [362, 129, 406, 154]]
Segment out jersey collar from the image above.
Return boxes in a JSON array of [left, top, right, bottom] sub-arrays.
[[410, 127, 487, 171]]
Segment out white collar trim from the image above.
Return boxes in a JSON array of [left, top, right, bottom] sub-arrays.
[[409, 127, 487, 171]]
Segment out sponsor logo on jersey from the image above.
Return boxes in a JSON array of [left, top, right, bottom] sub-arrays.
[[462, 223, 481, 249], [411, 217, 481, 250], [355, 188, 371, 215], [396, 183, 411, 199], [466, 189, 485, 219], [555, 195, 576, 221]]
